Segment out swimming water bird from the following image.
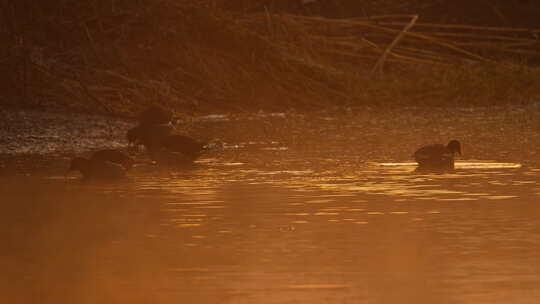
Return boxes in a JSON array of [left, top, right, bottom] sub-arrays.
[[159, 135, 207, 162], [414, 140, 462, 171], [126, 123, 174, 149], [68, 157, 126, 179], [126, 105, 210, 164], [91, 149, 134, 170], [139, 105, 173, 126]]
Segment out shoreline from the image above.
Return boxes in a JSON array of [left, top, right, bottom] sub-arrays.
[[1, 104, 539, 176]]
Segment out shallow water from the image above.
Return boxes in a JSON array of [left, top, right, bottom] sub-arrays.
[[2, 151, 539, 303]]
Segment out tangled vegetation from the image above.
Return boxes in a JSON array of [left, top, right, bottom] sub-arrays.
[[1, 1, 539, 115]]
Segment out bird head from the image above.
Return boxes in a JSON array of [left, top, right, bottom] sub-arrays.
[[447, 140, 462, 156]]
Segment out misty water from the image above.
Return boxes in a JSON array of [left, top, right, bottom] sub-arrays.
[[3, 151, 540, 304], [2, 108, 540, 304]]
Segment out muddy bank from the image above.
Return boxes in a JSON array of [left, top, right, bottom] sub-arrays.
[[0, 109, 129, 176], [0, 109, 131, 155], [1, 104, 540, 176]]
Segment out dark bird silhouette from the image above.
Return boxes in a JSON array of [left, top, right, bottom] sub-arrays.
[[68, 157, 126, 179], [91, 149, 134, 170], [139, 105, 173, 126], [414, 140, 462, 171], [159, 134, 207, 162], [126, 123, 174, 151]]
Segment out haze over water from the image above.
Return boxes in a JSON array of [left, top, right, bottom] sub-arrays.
[[3, 147, 539, 303]]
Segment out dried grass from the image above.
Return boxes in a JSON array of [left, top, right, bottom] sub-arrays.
[[1, 1, 539, 114]]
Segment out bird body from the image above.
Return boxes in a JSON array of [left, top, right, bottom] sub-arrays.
[[139, 105, 173, 126], [126, 123, 174, 152], [125, 124, 205, 162], [160, 135, 206, 161], [414, 140, 461, 171], [91, 149, 134, 170], [69, 157, 126, 179], [127, 105, 175, 149], [125, 105, 210, 164]]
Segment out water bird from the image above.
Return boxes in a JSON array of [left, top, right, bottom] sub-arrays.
[[139, 104, 173, 126], [414, 140, 462, 171], [126, 123, 174, 148], [91, 149, 134, 170], [159, 134, 207, 162], [68, 157, 126, 179]]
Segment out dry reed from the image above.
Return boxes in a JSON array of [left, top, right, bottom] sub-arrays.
[[1, 1, 539, 114]]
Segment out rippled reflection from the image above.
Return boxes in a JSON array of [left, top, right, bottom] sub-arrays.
[[2, 155, 539, 304], [378, 161, 522, 169]]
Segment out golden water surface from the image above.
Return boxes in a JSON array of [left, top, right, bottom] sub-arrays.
[[2, 153, 539, 304]]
